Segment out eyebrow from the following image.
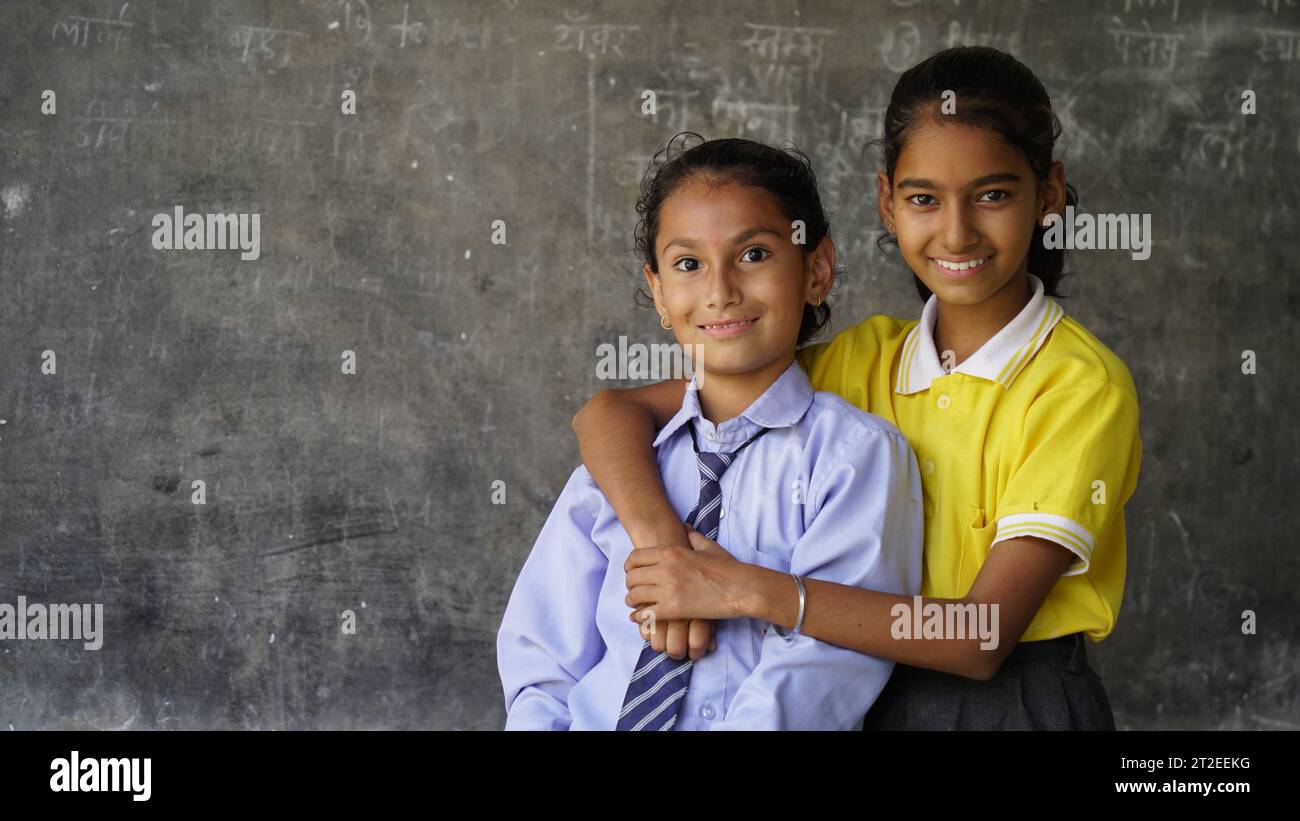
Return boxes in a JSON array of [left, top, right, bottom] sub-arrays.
[[662, 226, 783, 253], [895, 172, 1023, 191]]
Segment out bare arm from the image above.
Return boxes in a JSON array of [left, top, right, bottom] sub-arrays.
[[627, 534, 1074, 680], [740, 536, 1073, 679], [570, 379, 690, 549], [572, 379, 717, 661]]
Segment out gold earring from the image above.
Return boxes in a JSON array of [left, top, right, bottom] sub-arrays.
[[660, 314, 672, 330], [887, 222, 895, 234], [813, 295, 823, 308]]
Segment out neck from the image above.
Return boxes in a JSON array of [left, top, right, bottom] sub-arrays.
[[696, 352, 795, 426], [934, 272, 1033, 367]]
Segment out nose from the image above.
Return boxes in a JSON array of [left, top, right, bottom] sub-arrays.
[[704, 260, 742, 310], [942, 200, 980, 252]]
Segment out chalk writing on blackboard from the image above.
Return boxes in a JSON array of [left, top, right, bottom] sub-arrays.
[[640, 89, 701, 134], [1106, 18, 1183, 69], [73, 99, 172, 154], [330, 0, 374, 44], [881, 21, 922, 72], [944, 19, 1021, 53], [553, 10, 640, 58], [51, 4, 134, 53], [737, 24, 837, 71], [389, 3, 425, 48], [230, 25, 307, 68], [712, 99, 799, 143], [1254, 27, 1300, 61]]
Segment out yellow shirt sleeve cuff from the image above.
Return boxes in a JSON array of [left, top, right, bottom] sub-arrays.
[[993, 512, 1095, 576]]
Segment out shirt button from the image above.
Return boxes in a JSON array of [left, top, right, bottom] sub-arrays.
[[706, 430, 717, 441], [719, 507, 725, 518], [923, 459, 936, 476], [700, 704, 715, 720], [936, 394, 951, 410]]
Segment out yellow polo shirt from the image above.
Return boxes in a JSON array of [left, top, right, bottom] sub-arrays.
[[796, 274, 1142, 641]]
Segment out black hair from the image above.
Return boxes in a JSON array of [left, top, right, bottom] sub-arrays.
[[872, 46, 1076, 302], [633, 132, 841, 346]]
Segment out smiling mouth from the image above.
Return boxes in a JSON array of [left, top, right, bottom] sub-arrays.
[[931, 255, 993, 277], [698, 317, 758, 337]]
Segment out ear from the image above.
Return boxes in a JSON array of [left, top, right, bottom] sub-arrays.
[[876, 171, 895, 233], [1039, 161, 1067, 225], [643, 263, 666, 318], [807, 235, 836, 303]]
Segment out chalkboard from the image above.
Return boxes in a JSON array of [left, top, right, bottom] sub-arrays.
[[0, 0, 1296, 730]]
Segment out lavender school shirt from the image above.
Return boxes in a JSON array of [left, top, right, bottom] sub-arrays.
[[497, 360, 924, 730]]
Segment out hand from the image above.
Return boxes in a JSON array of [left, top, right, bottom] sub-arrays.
[[625, 524, 745, 624], [637, 615, 717, 661], [630, 527, 718, 661]]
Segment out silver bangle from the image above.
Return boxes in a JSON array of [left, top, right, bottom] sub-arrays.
[[773, 574, 806, 638]]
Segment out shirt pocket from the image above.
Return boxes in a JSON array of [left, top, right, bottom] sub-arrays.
[[957, 505, 998, 596]]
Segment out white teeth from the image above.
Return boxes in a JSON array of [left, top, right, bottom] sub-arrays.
[[706, 319, 752, 329], [934, 257, 986, 271]]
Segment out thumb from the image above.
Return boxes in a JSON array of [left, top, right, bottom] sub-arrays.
[[686, 527, 724, 553]]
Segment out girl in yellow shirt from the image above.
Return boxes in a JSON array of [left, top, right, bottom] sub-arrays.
[[572, 46, 1142, 729]]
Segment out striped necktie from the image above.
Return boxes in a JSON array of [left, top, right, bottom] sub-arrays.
[[615, 421, 770, 731]]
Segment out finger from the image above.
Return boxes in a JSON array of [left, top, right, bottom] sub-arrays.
[[625, 585, 658, 608], [686, 528, 727, 554], [642, 611, 664, 642], [626, 547, 671, 573], [687, 619, 711, 661], [625, 567, 659, 590], [650, 619, 667, 653], [665, 620, 689, 661]]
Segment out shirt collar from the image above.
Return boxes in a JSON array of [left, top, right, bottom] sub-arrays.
[[653, 359, 814, 449], [895, 273, 1065, 395]]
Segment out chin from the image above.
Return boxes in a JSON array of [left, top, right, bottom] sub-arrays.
[[696, 348, 767, 375], [924, 276, 995, 306], [697, 356, 755, 376], [931, 285, 985, 305]]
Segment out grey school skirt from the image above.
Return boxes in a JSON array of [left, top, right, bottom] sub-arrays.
[[861, 634, 1116, 730]]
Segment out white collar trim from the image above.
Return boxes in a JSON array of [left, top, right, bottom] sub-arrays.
[[895, 274, 1065, 394]]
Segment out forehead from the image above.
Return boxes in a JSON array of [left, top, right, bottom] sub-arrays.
[[658, 178, 786, 238], [894, 120, 1032, 185]]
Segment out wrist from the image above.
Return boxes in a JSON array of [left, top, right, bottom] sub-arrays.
[[732, 562, 795, 624], [626, 504, 688, 549]]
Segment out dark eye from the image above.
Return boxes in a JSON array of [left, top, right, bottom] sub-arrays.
[[673, 257, 700, 272], [907, 194, 936, 207], [741, 247, 770, 263], [977, 190, 1010, 203]]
